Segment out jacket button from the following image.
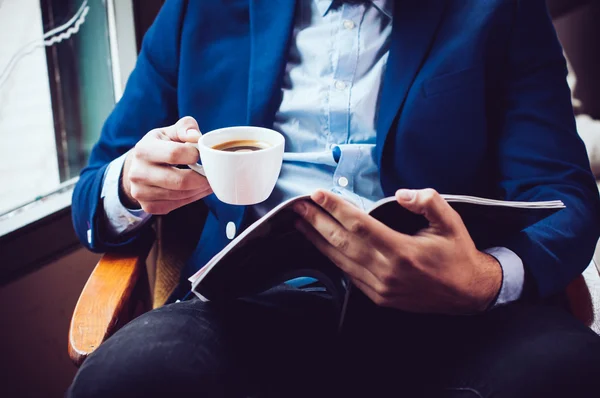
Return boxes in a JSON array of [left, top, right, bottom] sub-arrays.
[[226, 222, 236, 240]]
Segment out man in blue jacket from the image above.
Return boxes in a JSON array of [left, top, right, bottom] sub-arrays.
[[69, 0, 600, 397]]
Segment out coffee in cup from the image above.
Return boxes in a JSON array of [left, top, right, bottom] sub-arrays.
[[212, 140, 271, 152]]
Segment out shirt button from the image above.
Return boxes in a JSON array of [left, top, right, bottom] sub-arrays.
[[343, 20, 355, 30], [335, 80, 347, 90], [226, 222, 236, 240], [337, 176, 349, 188], [86, 229, 92, 244]]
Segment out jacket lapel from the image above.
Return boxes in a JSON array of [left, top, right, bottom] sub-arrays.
[[375, 0, 448, 166], [247, 0, 297, 127]]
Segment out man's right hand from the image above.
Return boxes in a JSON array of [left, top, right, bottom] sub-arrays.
[[121, 116, 212, 215]]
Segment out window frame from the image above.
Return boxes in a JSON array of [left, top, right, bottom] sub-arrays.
[[0, 0, 137, 284]]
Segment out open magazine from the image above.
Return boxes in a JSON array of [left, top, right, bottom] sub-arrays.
[[189, 194, 565, 319], [189, 195, 565, 325]]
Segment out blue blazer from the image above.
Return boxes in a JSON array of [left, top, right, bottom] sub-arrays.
[[72, 0, 600, 298]]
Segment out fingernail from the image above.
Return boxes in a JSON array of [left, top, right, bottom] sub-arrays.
[[396, 189, 415, 201], [312, 191, 325, 205], [186, 129, 200, 136], [293, 202, 307, 216]]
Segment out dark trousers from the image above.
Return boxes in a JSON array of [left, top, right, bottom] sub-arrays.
[[68, 286, 600, 397]]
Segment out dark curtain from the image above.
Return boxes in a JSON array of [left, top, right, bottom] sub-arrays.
[[133, 0, 166, 52]]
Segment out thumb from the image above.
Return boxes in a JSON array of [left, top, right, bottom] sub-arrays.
[[165, 116, 202, 143], [395, 188, 455, 230], [178, 127, 202, 143]]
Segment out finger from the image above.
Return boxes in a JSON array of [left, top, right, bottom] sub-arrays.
[[163, 116, 202, 143], [295, 219, 381, 289], [140, 191, 209, 215], [395, 188, 458, 232], [136, 132, 200, 165], [130, 185, 211, 202], [309, 189, 411, 253], [293, 201, 377, 265], [129, 163, 210, 191], [350, 277, 391, 308]]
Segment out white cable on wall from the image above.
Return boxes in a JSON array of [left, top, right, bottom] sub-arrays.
[[0, 0, 90, 91]]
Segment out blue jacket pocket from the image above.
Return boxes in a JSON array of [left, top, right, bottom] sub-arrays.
[[422, 65, 483, 98]]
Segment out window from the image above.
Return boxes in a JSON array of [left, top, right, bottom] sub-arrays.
[[0, 0, 137, 236]]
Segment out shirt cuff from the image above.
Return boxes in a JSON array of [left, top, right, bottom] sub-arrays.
[[484, 247, 525, 308], [100, 152, 152, 238]]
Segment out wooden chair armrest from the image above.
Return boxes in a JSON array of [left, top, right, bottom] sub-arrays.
[[68, 246, 151, 367]]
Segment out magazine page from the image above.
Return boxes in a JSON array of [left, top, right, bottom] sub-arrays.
[[188, 194, 311, 284], [368, 195, 565, 248], [369, 194, 565, 212]]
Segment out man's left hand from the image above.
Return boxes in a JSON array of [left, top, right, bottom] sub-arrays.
[[293, 188, 502, 314]]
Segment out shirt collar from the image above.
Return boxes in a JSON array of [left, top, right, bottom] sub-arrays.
[[315, 0, 393, 20]]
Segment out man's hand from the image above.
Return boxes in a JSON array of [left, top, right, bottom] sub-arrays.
[[121, 116, 212, 214], [293, 188, 502, 314]]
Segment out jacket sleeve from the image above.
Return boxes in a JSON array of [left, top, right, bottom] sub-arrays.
[[71, 0, 188, 252], [497, 0, 600, 297]]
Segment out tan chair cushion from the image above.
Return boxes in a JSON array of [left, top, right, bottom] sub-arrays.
[[149, 201, 208, 308]]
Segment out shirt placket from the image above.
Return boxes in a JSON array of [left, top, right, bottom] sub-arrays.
[[327, 4, 365, 204], [327, 4, 364, 148], [332, 145, 365, 209]]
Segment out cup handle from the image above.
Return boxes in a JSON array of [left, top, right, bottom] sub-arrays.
[[184, 142, 206, 176], [188, 162, 206, 176]]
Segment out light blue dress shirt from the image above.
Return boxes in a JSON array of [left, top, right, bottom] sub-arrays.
[[100, 0, 524, 307], [252, 0, 390, 217]]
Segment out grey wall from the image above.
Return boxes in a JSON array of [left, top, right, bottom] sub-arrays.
[[0, 248, 99, 398], [553, 1, 600, 119]]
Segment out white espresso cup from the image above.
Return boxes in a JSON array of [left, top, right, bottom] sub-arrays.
[[188, 126, 285, 205]]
